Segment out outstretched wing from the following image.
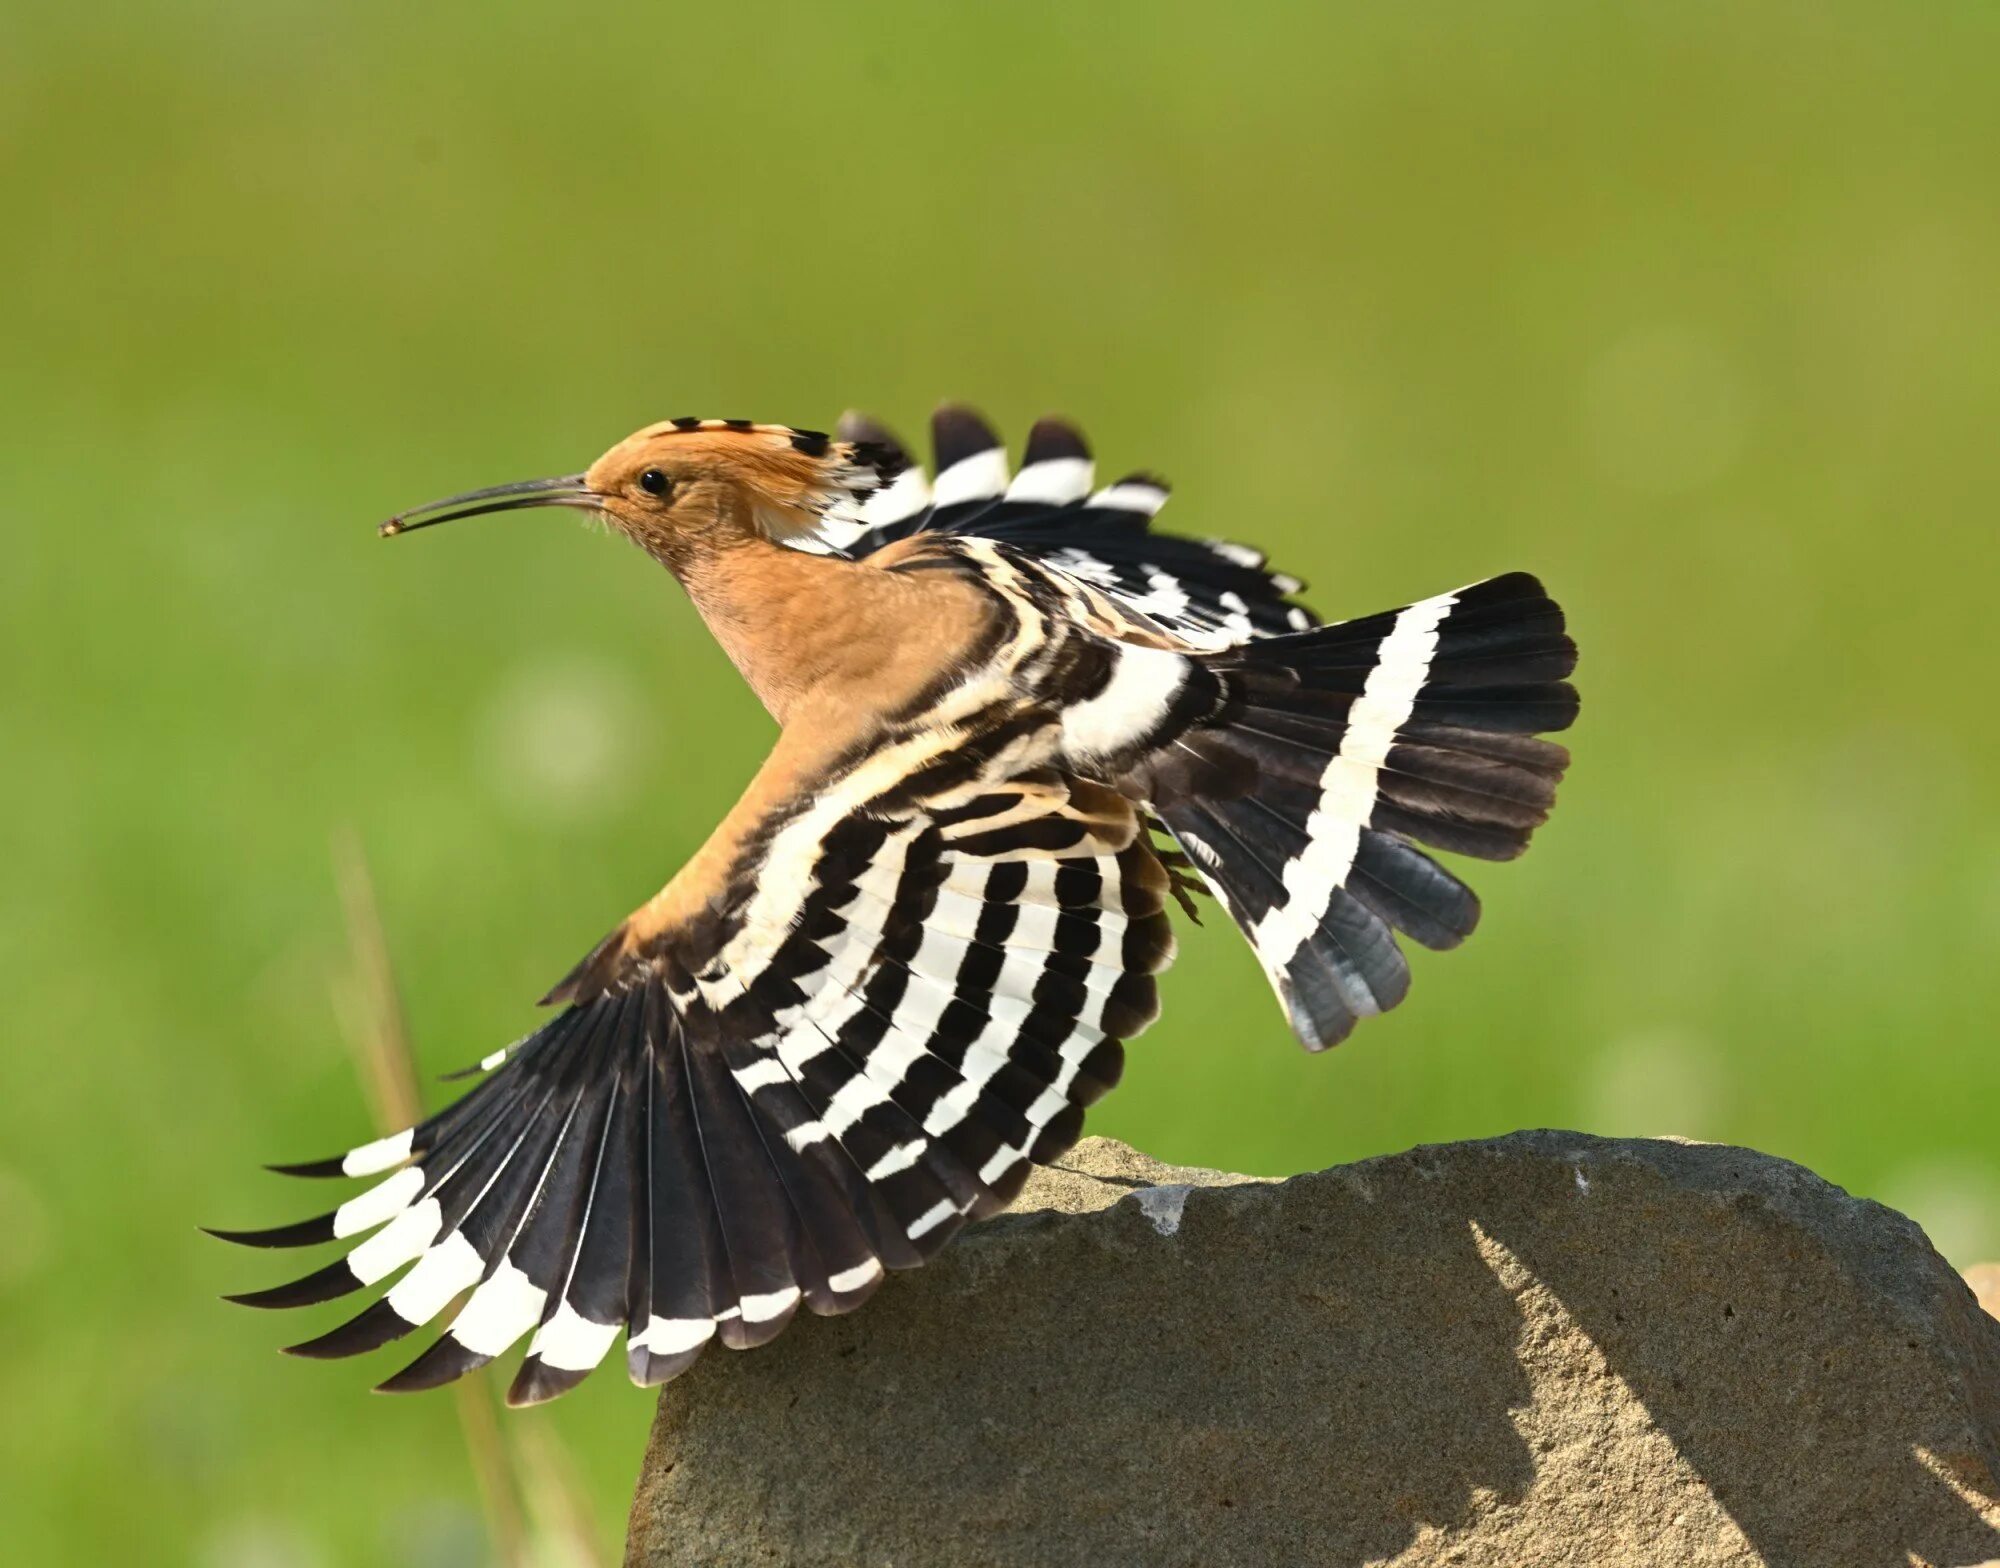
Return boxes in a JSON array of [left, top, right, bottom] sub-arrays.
[[801, 407, 1317, 646], [215, 738, 1176, 1404]]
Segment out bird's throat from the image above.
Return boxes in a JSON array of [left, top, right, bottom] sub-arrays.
[[672, 538, 896, 725]]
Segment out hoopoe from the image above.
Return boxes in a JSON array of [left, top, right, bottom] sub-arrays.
[[215, 408, 1578, 1405]]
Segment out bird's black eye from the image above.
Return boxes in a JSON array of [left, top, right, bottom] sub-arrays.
[[638, 468, 671, 497]]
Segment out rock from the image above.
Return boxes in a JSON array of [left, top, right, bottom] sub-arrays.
[[626, 1133, 2000, 1567]]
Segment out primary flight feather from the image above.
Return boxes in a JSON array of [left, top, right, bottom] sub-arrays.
[[215, 407, 1579, 1405]]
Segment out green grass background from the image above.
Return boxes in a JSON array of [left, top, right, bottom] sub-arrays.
[[3, 2, 1996, 1561]]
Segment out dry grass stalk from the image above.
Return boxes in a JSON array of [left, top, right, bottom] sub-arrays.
[[331, 829, 609, 1568]]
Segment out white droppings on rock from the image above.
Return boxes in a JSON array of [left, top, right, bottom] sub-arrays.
[[1574, 1166, 1592, 1196], [1134, 1183, 1192, 1237]]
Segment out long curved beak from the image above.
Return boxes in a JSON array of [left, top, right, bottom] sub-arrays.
[[377, 473, 598, 537]]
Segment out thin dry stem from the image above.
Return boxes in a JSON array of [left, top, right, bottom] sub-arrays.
[[517, 1421, 617, 1568], [331, 828, 535, 1568]]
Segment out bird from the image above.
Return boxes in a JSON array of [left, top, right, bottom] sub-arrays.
[[212, 407, 1578, 1406]]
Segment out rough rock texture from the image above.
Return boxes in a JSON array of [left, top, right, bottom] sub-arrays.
[[626, 1133, 2000, 1567]]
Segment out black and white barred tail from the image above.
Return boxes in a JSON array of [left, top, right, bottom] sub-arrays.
[[1162, 572, 1576, 1048]]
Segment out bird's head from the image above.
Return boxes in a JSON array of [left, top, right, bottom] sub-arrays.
[[378, 418, 906, 567]]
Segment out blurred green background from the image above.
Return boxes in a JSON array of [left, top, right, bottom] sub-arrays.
[[4, 1, 1996, 1561]]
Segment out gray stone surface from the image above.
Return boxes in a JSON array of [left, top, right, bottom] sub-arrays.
[[625, 1133, 2000, 1567]]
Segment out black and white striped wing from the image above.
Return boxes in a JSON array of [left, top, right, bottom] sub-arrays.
[[214, 767, 1175, 1403], [806, 408, 1315, 646]]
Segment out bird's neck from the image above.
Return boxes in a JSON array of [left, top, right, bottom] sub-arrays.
[[670, 532, 909, 726]]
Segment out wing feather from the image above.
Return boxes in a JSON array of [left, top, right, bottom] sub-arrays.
[[220, 693, 1178, 1400], [798, 411, 1313, 645]]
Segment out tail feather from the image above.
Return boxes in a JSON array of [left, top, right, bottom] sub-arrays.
[[1343, 828, 1481, 952], [1172, 799, 1410, 1045], [1407, 684, 1579, 734], [1381, 742, 1560, 816], [1160, 572, 1576, 1048], [1225, 716, 1559, 834]]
